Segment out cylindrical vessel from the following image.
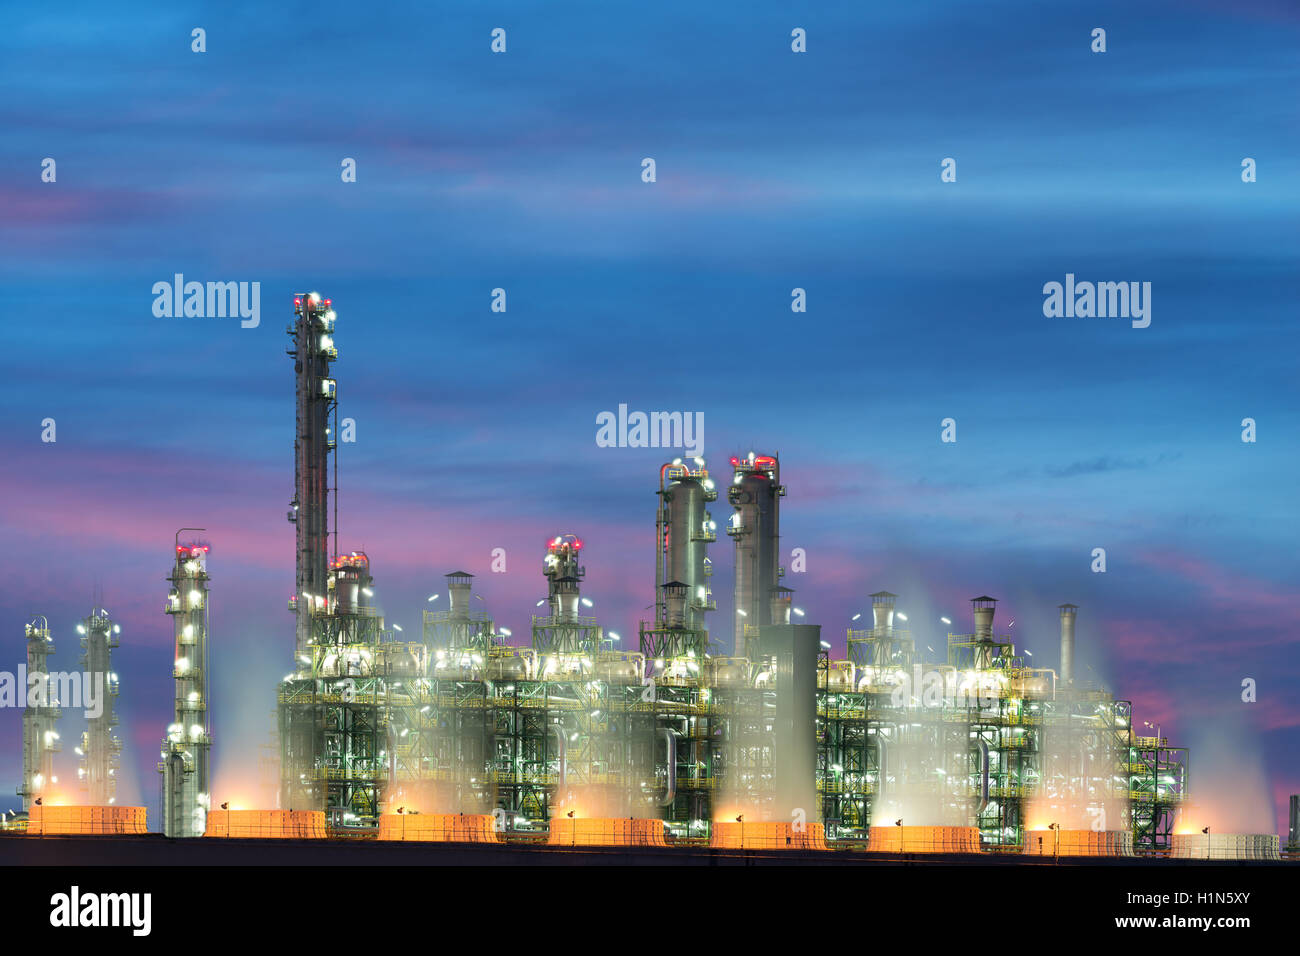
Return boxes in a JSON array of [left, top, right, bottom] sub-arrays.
[[729, 460, 781, 655], [664, 479, 706, 629], [770, 591, 792, 625], [871, 596, 894, 632], [552, 579, 580, 623], [448, 573, 472, 621]]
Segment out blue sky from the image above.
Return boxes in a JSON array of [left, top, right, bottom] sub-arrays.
[[0, 0, 1296, 829]]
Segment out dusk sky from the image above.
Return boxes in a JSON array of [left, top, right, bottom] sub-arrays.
[[1, 1, 1296, 830]]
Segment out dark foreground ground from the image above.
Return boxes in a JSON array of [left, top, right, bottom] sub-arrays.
[[5, 835, 1292, 941], [1, 832, 1293, 866]]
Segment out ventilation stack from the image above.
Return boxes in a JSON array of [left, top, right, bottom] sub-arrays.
[[18, 616, 60, 810], [447, 571, 473, 621], [424, 571, 495, 652], [769, 586, 794, 625], [971, 596, 997, 669], [727, 452, 784, 659], [872, 591, 896, 634], [78, 609, 121, 805], [159, 539, 213, 837], [849, 591, 914, 668], [663, 581, 688, 629]]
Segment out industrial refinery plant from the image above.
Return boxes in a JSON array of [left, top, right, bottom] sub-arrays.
[[9, 292, 1295, 864]]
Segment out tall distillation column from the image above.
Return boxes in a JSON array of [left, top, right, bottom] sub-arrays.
[[78, 609, 121, 804], [727, 452, 785, 659], [18, 616, 60, 810], [281, 291, 338, 811], [287, 291, 338, 659], [159, 539, 212, 837], [641, 459, 716, 659]]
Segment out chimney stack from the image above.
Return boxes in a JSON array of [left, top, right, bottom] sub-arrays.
[[447, 571, 473, 622], [1059, 604, 1078, 685], [769, 587, 793, 626], [971, 596, 997, 641], [870, 591, 896, 633], [663, 581, 687, 629], [552, 577, 580, 623]]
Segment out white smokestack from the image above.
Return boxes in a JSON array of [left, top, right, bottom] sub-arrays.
[[1059, 603, 1078, 685]]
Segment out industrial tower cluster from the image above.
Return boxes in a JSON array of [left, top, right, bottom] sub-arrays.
[[15, 292, 1291, 859], [15, 551, 212, 839], [15, 610, 124, 811], [268, 292, 1198, 853]]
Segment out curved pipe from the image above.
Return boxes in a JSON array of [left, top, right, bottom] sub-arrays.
[[660, 462, 689, 485], [659, 728, 677, 807], [976, 739, 990, 815]]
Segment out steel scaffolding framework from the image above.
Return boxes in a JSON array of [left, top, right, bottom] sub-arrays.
[[1127, 722, 1187, 852]]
